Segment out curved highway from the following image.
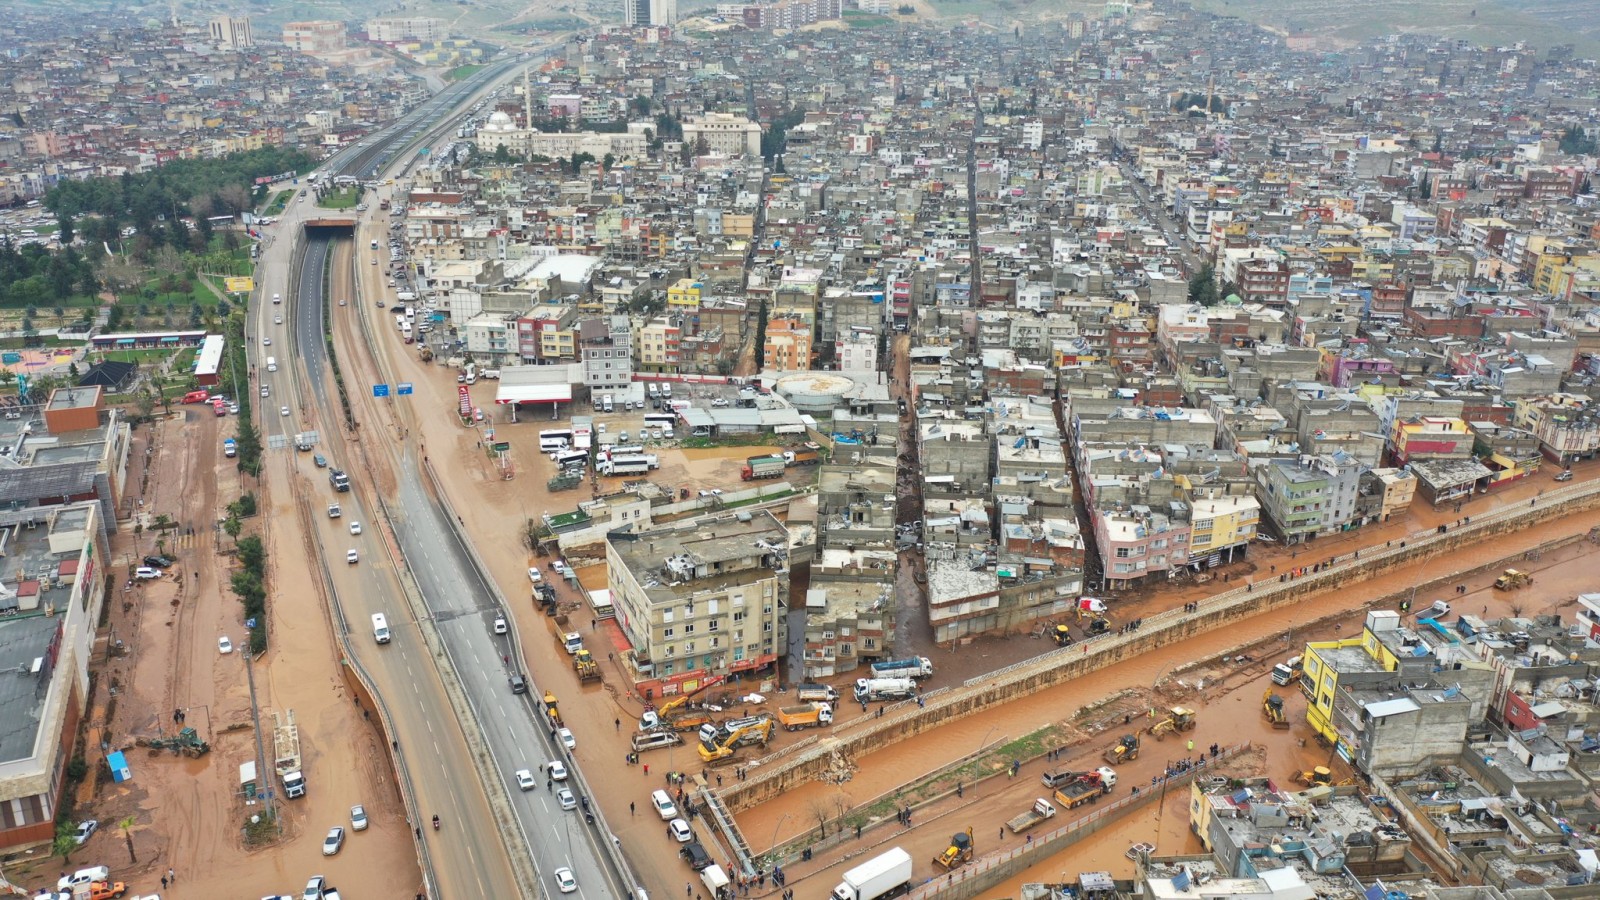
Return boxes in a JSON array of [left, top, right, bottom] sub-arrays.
[[274, 39, 639, 900]]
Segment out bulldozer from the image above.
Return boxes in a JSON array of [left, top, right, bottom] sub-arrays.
[[1052, 624, 1074, 646], [1263, 691, 1290, 729], [1294, 766, 1332, 787], [142, 727, 211, 758], [543, 690, 563, 727], [1147, 706, 1196, 740], [1494, 568, 1529, 590], [573, 648, 600, 683], [933, 828, 974, 870], [1104, 733, 1141, 765]]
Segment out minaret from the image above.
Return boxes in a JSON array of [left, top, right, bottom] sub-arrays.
[[523, 66, 533, 129], [1205, 72, 1215, 118]]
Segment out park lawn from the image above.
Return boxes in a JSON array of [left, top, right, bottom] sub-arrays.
[[842, 10, 894, 26], [96, 348, 174, 365], [317, 186, 361, 209], [262, 190, 294, 216], [444, 63, 485, 81]]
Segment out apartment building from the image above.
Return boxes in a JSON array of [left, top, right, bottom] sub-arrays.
[[208, 16, 254, 50], [682, 113, 763, 157], [604, 511, 787, 696], [580, 315, 633, 392]]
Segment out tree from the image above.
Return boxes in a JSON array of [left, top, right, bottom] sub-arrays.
[[223, 512, 242, 546], [56, 211, 74, 246], [1559, 125, 1597, 156], [52, 823, 78, 865], [521, 517, 543, 553], [117, 815, 137, 864], [1187, 264, 1220, 307], [808, 796, 831, 839]]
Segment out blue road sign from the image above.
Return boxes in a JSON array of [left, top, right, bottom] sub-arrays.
[[397, 383, 414, 396], [372, 384, 390, 398]]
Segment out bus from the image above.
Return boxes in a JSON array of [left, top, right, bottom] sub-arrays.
[[539, 429, 574, 452], [643, 413, 677, 428], [553, 449, 589, 469]]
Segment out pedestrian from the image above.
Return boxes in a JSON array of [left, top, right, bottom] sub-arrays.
[[631, 801, 636, 816], [161, 877, 168, 890], [856, 823, 862, 839], [1124, 713, 1131, 725], [688, 883, 694, 897], [615, 718, 621, 731], [644, 763, 649, 775], [168, 868, 175, 884], [957, 782, 964, 798], [1187, 739, 1194, 752], [1000, 827, 1006, 840], [547, 778, 553, 791], [717, 774, 723, 787], [1026, 834, 1032, 845]]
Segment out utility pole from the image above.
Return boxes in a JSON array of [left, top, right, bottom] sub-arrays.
[[243, 637, 277, 828]]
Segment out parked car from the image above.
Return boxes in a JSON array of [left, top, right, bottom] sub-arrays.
[[546, 760, 568, 781], [73, 820, 98, 845], [557, 788, 577, 811], [668, 818, 692, 843], [134, 566, 162, 580], [350, 805, 368, 831], [143, 555, 174, 568], [218, 636, 233, 654]]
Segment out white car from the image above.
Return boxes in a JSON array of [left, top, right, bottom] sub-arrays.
[[322, 826, 344, 856], [303, 876, 325, 900], [527, 567, 543, 584], [557, 787, 577, 810], [273, 293, 282, 304], [711, 398, 729, 407], [349, 522, 362, 535], [553, 868, 577, 894], [281, 406, 291, 417], [493, 615, 508, 635], [346, 549, 359, 565], [668, 818, 692, 842], [218, 636, 233, 654], [262, 337, 271, 346], [350, 804, 368, 831], [134, 566, 162, 580], [274, 315, 283, 324], [73, 819, 98, 845], [546, 760, 568, 781], [515, 768, 535, 791], [558, 727, 576, 751], [260, 385, 270, 398], [651, 789, 677, 820]]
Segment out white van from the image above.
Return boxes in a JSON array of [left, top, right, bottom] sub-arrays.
[[372, 613, 391, 644], [273, 292, 282, 304], [266, 357, 278, 373]]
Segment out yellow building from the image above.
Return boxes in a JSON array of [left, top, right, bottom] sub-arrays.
[[1301, 611, 1409, 750], [1184, 494, 1260, 560], [1533, 250, 1600, 297], [666, 278, 703, 311], [540, 328, 576, 360]]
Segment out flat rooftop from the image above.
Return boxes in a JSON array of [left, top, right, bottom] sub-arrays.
[[610, 510, 788, 599], [46, 387, 99, 411], [0, 614, 60, 762]]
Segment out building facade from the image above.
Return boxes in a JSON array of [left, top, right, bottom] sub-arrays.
[[208, 16, 254, 50], [682, 114, 763, 157]]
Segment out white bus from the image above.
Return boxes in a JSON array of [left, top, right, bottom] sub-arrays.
[[553, 449, 589, 469], [539, 429, 573, 452], [643, 413, 677, 428]]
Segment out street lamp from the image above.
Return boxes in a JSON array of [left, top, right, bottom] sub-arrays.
[[769, 813, 790, 853]]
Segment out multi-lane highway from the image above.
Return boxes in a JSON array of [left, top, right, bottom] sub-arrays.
[[262, 40, 638, 900]]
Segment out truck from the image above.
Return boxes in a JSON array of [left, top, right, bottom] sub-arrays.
[[741, 455, 787, 481], [870, 657, 934, 679], [272, 710, 307, 799], [1053, 766, 1116, 810], [329, 469, 351, 492], [700, 865, 731, 900], [775, 702, 834, 731], [796, 683, 840, 703], [854, 677, 916, 702], [830, 847, 913, 900], [1270, 655, 1303, 687], [598, 454, 659, 476], [1007, 798, 1057, 834], [223, 438, 237, 458], [783, 443, 824, 466]]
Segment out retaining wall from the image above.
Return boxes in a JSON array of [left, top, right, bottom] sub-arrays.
[[721, 483, 1600, 813]]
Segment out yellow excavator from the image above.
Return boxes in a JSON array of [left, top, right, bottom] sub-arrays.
[[933, 828, 974, 870], [640, 674, 727, 731], [697, 719, 774, 764], [1147, 706, 1196, 740], [1263, 691, 1290, 729], [1103, 733, 1141, 765], [1293, 766, 1352, 787], [573, 648, 600, 682]]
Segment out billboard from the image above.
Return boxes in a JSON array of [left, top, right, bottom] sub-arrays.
[[224, 277, 255, 293], [458, 385, 472, 417]]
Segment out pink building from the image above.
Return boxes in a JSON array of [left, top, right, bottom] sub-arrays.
[[1092, 507, 1191, 588]]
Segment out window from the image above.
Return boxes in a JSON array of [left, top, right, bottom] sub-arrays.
[[663, 627, 675, 638], [683, 624, 695, 634], [708, 620, 720, 631], [662, 610, 674, 624], [763, 621, 773, 632], [1116, 547, 1130, 558]]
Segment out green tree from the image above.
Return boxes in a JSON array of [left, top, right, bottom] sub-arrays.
[[223, 512, 242, 546], [1187, 264, 1220, 307], [56, 211, 74, 246], [1559, 125, 1597, 156], [754, 299, 769, 369]]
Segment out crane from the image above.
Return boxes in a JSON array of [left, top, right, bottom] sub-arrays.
[[640, 674, 727, 731]]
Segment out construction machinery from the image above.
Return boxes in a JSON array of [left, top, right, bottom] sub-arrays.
[[573, 649, 600, 683], [1084, 617, 1110, 636], [1006, 799, 1057, 834], [543, 690, 563, 728], [932, 828, 974, 870], [1053, 766, 1117, 810], [1147, 706, 1197, 740], [143, 727, 211, 758], [697, 719, 774, 764], [1270, 655, 1303, 687], [1263, 691, 1290, 729], [640, 675, 727, 732], [775, 702, 834, 731], [1052, 624, 1074, 646], [1494, 568, 1529, 590], [547, 473, 582, 492], [1294, 766, 1332, 787], [1103, 733, 1141, 765]]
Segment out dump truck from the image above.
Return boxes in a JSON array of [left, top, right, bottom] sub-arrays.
[[830, 847, 913, 900], [1103, 733, 1141, 765], [272, 710, 306, 799], [1263, 691, 1290, 729], [573, 648, 601, 682], [1147, 706, 1197, 740], [870, 657, 934, 679], [741, 455, 787, 481], [796, 683, 840, 703], [854, 677, 916, 702], [1053, 766, 1116, 810], [1270, 655, 1303, 687], [776, 702, 834, 731], [783, 444, 824, 467], [1006, 798, 1057, 834], [1494, 568, 1529, 590], [329, 469, 351, 492], [932, 828, 974, 870]]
